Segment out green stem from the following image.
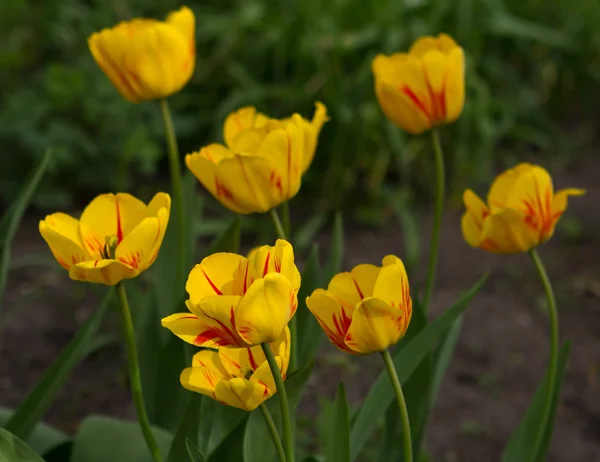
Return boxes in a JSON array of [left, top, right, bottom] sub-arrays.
[[268, 207, 297, 371], [259, 403, 286, 462], [160, 99, 186, 292], [269, 208, 287, 240], [381, 350, 412, 462], [423, 129, 445, 313], [115, 283, 163, 462], [281, 202, 291, 239], [261, 343, 294, 462], [528, 249, 559, 460]]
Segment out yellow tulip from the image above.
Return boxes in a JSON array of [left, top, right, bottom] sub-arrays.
[[180, 327, 290, 411], [462, 163, 585, 254], [372, 33, 465, 134], [186, 103, 328, 214], [39, 193, 171, 285], [88, 6, 195, 103], [306, 255, 412, 355], [162, 239, 300, 347]]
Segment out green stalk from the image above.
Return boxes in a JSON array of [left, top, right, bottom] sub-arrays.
[[269, 208, 287, 241], [381, 350, 412, 462], [159, 99, 186, 292], [116, 283, 163, 462], [423, 128, 446, 313], [259, 403, 286, 462], [528, 249, 559, 460], [261, 343, 294, 462]]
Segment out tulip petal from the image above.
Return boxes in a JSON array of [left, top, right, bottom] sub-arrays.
[[373, 256, 412, 333], [79, 193, 147, 258], [345, 297, 404, 354], [444, 47, 465, 122], [186, 145, 248, 215], [421, 50, 447, 121], [193, 295, 247, 348], [374, 81, 432, 134], [235, 272, 295, 345], [461, 189, 488, 248], [487, 163, 535, 211], [306, 289, 356, 354], [39, 214, 90, 270], [128, 24, 191, 99], [180, 350, 229, 399], [480, 208, 540, 254], [223, 106, 269, 150], [114, 216, 160, 272], [216, 154, 287, 214], [246, 239, 301, 293], [300, 101, 329, 173], [552, 188, 585, 217], [69, 259, 139, 285], [218, 344, 267, 379], [214, 377, 271, 411], [327, 264, 380, 310], [165, 6, 195, 48], [88, 29, 141, 103], [161, 313, 207, 346], [187, 253, 247, 302]]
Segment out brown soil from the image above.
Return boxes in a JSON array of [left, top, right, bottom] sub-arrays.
[[1, 158, 599, 461]]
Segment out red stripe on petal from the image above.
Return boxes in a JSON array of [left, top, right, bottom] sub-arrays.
[[202, 268, 222, 295], [402, 86, 431, 120]]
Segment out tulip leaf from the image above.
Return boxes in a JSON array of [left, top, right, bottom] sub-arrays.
[[71, 416, 173, 462], [294, 212, 327, 251], [4, 290, 113, 440], [208, 415, 248, 462], [502, 342, 571, 462], [0, 408, 68, 456], [186, 437, 207, 462], [296, 244, 323, 367], [409, 317, 464, 458], [243, 363, 314, 462], [324, 212, 344, 282], [0, 148, 52, 311], [167, 393, 202, 462], [325, 384, 350, 462], [0, 428, 45, 462], [349, 274, 487, 460]]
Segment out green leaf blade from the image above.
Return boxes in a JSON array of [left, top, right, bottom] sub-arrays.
[[325, 384, 350, 462]]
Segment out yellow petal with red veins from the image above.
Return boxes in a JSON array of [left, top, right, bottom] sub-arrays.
[[69, 259, 139, 285], [180, 349, 229, 398], [161, 312, 206, 346], [235, 272, 295, 345], [114, 216, 160, 272], [215, 154, 283, 214], [480, 208, 540, 254], [247, 239, 300, 292], [186, 253, 246, 302], [214, 377, 271, 411], [345, 297, 404, 354], [374, 80, 432, 134], [487, 163, 534, 211], [193, 295, 247, 348], [552, 188, 585, 218], [79, 193, 147, 258], [39, 214, 90, 270], [186, 145, 248, 215], [306, 289, 356, 354], [372, 256, 411, 327], [327, 264, 380, 310]]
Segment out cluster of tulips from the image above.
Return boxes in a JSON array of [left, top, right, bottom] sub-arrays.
[[4, 5, 585, 462]]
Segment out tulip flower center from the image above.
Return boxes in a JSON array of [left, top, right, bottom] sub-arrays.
[[100, 235, 119, 260]]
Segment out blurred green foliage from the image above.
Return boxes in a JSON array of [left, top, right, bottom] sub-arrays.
[[1, 0, 599, 213]]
